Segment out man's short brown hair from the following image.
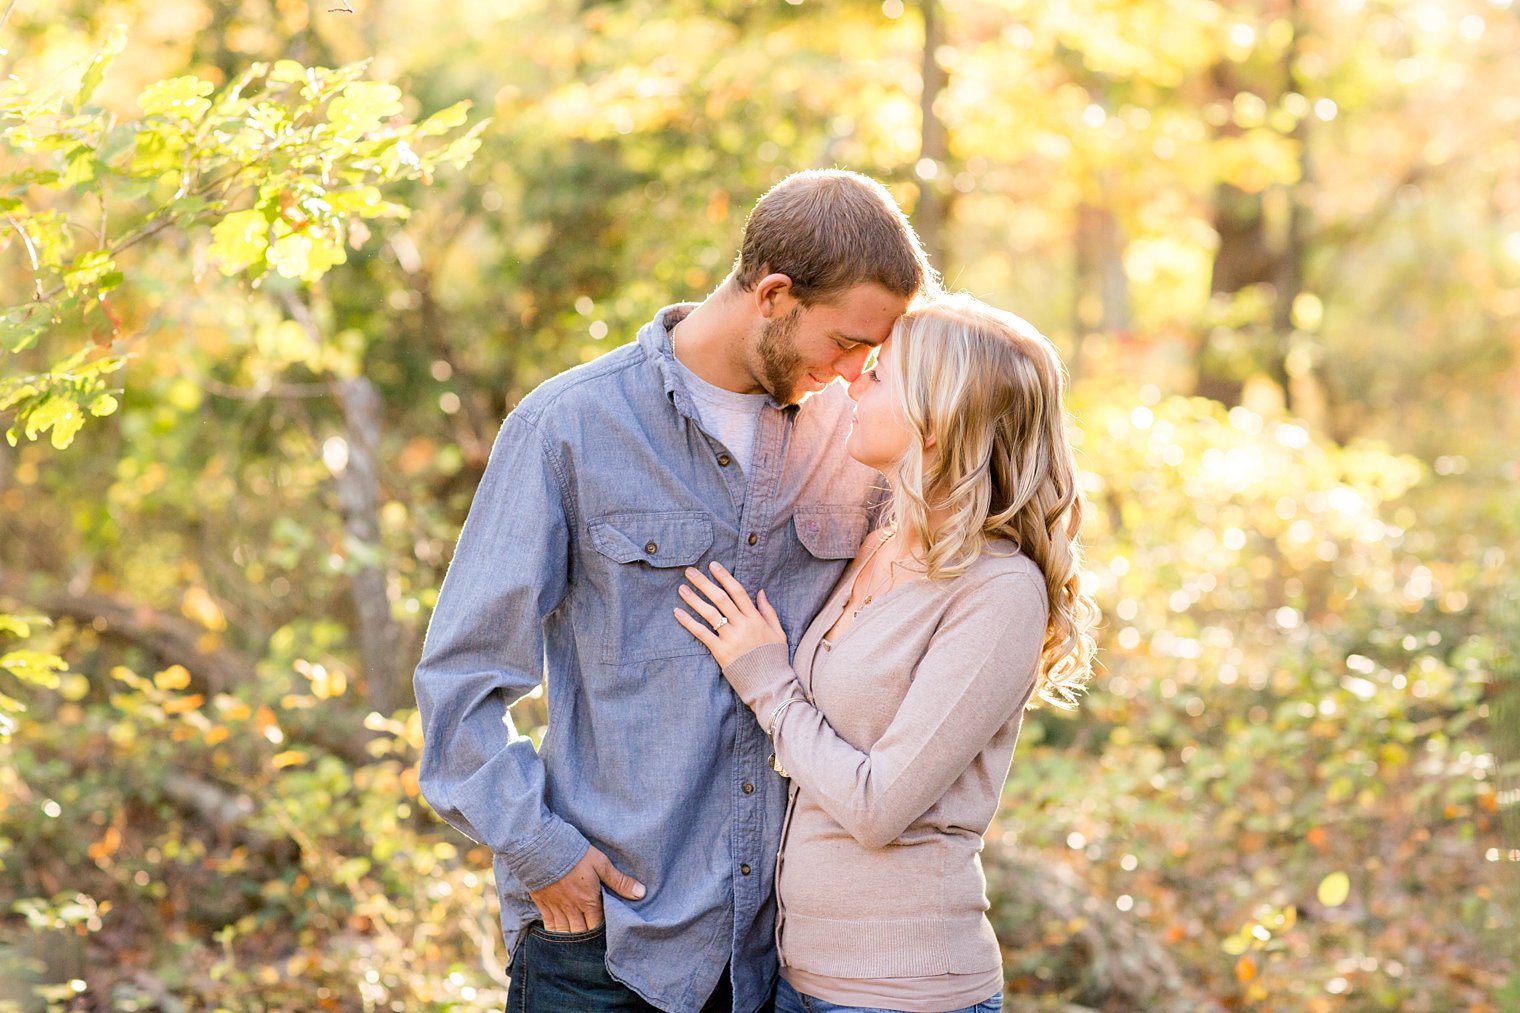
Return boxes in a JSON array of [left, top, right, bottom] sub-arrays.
[[731, 169, 938, 306]]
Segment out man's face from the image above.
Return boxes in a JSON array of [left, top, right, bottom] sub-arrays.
[[750, 283, 909, 406]]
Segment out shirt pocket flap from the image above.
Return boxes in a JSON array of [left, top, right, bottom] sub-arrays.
[[588, 511, 714, 568], [793, 504, 869, 560]]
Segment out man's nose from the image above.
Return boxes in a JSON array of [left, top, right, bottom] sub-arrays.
[[833, 346, 871, 383]]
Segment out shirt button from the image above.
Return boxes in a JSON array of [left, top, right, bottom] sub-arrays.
[[742, 782, 754, 795], [747, 532, 758, 546], [717, 453, 732, 467], [645, 541, 658, 554], [740, 863, 752, 876]]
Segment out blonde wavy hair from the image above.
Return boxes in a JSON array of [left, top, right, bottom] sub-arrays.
[[884, 293, 1099, 708]]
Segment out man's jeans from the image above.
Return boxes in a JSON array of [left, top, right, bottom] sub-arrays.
[[506, 922, 740, 1012], [773, 975, 1002, 1013]]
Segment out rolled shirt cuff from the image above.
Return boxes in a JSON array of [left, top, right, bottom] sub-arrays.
[[721, 642, 801, 722], [498, 816, 591, 893]]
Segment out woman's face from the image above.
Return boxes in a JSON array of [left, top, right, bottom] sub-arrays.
[[844, 335, 917, 473]]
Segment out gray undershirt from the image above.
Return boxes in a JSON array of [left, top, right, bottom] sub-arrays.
[[672, 353, 768, 479]]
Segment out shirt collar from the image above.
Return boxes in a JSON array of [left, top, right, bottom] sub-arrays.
[[637, 302, 793, 415]]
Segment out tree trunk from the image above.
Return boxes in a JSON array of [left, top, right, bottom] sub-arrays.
[[1197, 180, 1266, 406], [280, 291, 406, 718], [1196, 10, 1311, 410], [1271, 0, 1310, 415], [916, 0, 952, 273], [1073, 196, 1131, 379], [330, 374, 406, 717]]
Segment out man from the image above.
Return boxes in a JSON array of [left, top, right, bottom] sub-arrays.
[[414, 169, 937, 1013]]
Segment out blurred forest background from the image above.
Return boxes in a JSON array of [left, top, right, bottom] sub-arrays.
[[1, 0, 1517, 1010]]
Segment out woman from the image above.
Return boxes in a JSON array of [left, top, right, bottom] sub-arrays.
[[673, 293, 1099, 1013]]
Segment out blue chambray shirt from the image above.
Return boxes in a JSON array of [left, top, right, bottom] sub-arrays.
[[414, 305, 882, 1013]]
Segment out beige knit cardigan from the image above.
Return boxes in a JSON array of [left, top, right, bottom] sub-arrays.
[[722, 543, 1048, 980]]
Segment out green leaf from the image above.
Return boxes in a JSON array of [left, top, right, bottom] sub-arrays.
[[209, 208, 270, 275], [138, 76, 216, 122], [49, 410, 86, 448], [74, 26, 129, 110], [301, 228, 348, 279], [3, 169, 60, 187], [0, 614, 49, 639], [97, 124, 137, 164], [88, 393, 119, 417], [129, 126, 188, 177], [328, 186, 409, 220], [439, 118, 490, 170], [334, 857, 372, 885], [1, 309, 48, 353], [22, 396, 87, 450], [414, 100, 472, 138], [169, 195, 212, 221], [62, 146, 99, 188], [62, 251, 116, 295], [327, 82, 403, 141], [266, 230, 314, 280], [269, 60, 310, 85], [0, 649, 68, 689]]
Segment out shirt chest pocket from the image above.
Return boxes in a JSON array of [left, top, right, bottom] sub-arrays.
[[793, 504, 870, 560], [776, 503, 871, 608], [585, 511, 716, 665]]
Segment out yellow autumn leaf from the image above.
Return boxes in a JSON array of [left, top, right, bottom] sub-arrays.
[[154, 665, 191, 691], [181, 586, 227, 632], [1317, 871, 1351, 908], [215, 696, 252, 721], [162, 693, 205, 715]]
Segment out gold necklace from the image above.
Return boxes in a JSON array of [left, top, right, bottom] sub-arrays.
[[850, 528, 899, 620]]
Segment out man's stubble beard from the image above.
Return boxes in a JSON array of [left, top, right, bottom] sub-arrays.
[[754, 307, 807, 406]]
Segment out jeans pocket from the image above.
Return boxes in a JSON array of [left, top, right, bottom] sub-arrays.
[[528, 920, 608, 944]]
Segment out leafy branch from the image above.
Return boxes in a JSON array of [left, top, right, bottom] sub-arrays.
[[0, 33, 487, 449]]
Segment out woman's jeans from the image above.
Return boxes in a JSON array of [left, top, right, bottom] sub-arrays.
[[773, 974, 1003, 1013], [505, 922, 732, 1012]]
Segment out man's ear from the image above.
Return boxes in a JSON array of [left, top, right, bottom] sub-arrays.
[[753, 273, 795, 318]]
